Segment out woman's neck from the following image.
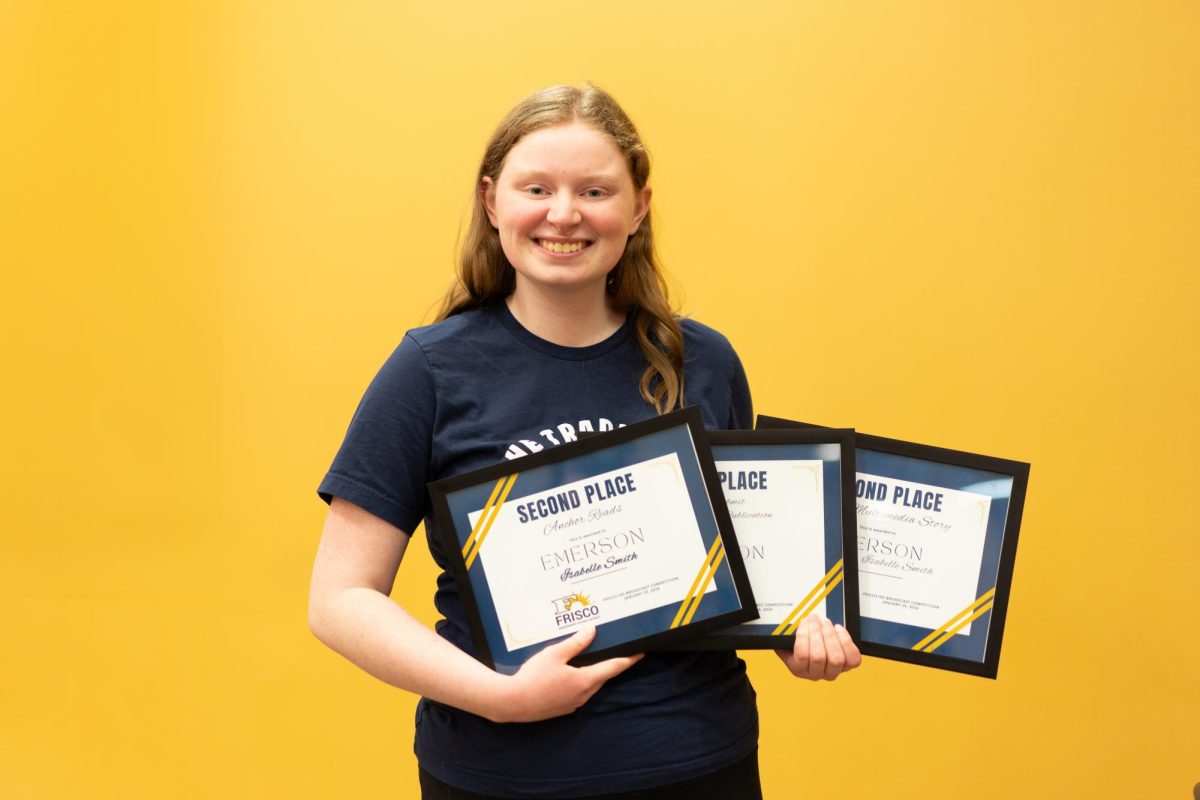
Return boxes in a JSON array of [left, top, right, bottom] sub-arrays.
[[506, 282, 625, 347]]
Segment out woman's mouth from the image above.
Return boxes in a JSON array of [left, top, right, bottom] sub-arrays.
[[536, 239, 590, 254]]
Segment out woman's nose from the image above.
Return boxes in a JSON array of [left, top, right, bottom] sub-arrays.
[[546, 193, 582, 228]]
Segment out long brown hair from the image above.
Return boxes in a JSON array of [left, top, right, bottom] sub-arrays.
[[435, 83, 684, 414]]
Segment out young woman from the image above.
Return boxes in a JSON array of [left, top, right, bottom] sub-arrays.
[[309, 83, 860, 800]]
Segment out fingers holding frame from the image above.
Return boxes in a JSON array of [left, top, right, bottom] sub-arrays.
[[775, 615, 862, 681]]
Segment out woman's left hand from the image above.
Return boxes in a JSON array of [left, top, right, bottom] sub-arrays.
[[775, 615, 862, 681]]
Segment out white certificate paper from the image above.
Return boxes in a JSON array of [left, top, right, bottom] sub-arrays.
[[856, 473, 991, 634], [717, 459, 826, 624], [471, 453, 715, 651]]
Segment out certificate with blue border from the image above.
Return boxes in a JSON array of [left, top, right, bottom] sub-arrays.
[[428, 407, 757, 673], [757, 415, 1029, 679], [683, 428, 859, 650]]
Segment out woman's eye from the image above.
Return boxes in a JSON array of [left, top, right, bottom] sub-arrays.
[[526, 186, 548, 196], [585, 188, 606, 198]]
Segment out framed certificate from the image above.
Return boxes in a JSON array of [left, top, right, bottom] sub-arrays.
[[757, 415, 1029, 679], [428, 407, 757, 673], [683, 428, 859, 650]]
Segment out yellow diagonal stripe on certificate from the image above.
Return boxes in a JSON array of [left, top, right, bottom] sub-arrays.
[[781, 573, 844, 636], [460, 477, 507, 559], [921, 601, 994, 653], [682, 545, 727, 626], [462, 473, 519, 570], [911, 588, 996, 652], [670, 538, 725, 629], [771, 560, 844, 636]]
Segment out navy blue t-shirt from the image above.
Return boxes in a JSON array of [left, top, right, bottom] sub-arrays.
[[318, 302, 757, 798]]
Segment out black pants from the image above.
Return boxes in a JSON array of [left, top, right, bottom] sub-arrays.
[[419, 750, 763, 800]]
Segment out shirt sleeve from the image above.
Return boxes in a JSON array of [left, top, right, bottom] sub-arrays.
[[317, 333, 436, 534]]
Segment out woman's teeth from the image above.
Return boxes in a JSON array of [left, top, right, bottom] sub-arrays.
[[539, 240, 586, 253]]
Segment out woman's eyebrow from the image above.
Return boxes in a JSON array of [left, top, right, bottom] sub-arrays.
[[507, 168, 623, 183]]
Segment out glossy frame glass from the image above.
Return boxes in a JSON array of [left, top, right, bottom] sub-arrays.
[[429, 407, 756, 673], [758, 414, 1029, 679], [683, 428, 859, 650]]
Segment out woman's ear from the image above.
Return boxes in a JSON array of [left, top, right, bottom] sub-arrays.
[[481, 176, 498, 228], [630, 185, 652, 235]]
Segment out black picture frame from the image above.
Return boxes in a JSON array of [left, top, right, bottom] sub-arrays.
[[678, 428, 860, 651], [757, 414, 1029, 679], [428, 407, 757, 673]]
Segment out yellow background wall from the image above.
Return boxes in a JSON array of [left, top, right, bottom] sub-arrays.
[[2, 2, 1197, 798]]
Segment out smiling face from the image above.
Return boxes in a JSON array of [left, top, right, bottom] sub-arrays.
[[482, 121, 651, 298]]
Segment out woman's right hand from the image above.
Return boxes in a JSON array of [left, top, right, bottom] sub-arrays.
[[491, 627, 643, 723]]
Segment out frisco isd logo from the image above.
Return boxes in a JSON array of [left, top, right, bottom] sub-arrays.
[[552, 592, 600, 628]]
